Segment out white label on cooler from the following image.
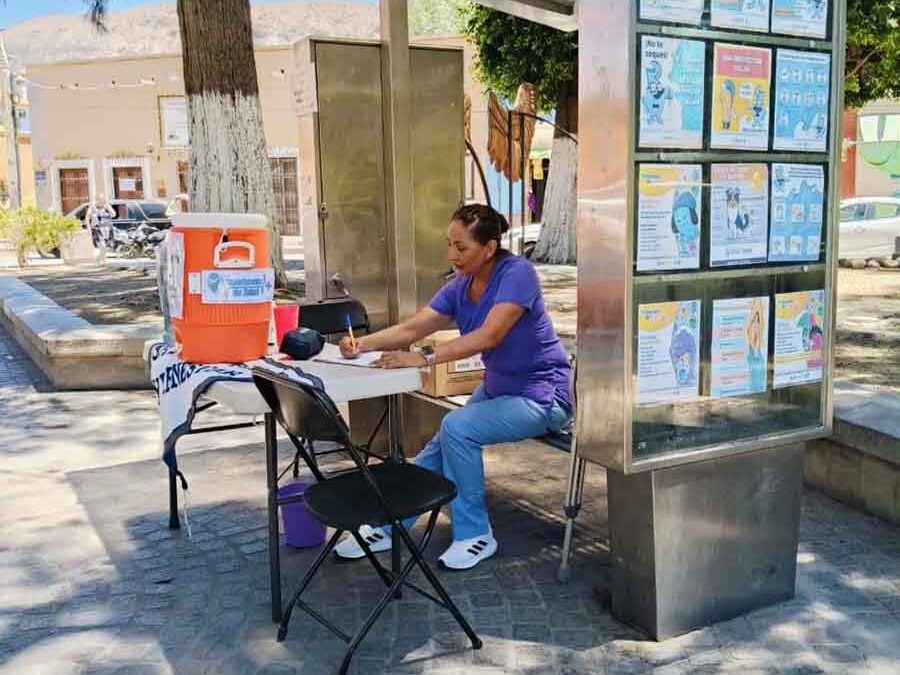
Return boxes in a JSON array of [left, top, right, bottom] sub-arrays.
[[166, 231, 185, 319], [449, 354, 485, 373], [200, 268, 275, 304], [188, 272, 202, 295]]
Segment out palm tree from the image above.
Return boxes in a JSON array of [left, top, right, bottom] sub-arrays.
[[87, 0, 287, 287]]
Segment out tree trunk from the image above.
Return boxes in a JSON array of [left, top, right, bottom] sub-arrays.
[[532, 78, 578, 264], [177, 0, 287, 288]]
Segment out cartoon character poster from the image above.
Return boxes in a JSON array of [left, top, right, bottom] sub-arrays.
[[639, 36, 706, 149], [710, 44, 772, 151], [769, 163, 825, 262], [637, 164, 703, 271], [771, 0, 828, 38], [637, 300, 701, 405], [711, 297, 770, 398], [639, 0, 704, 24], [774, 290, 826, 388], [773, 50, 831, 152], [710, 164, 769, 267], [711, 0, 770, 32]]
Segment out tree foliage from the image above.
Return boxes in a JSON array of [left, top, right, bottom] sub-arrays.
[[459, 4, 577, 114], [409, 0, 465, 36], [0, 207, 80, 267], [845, 0, 900, 109]]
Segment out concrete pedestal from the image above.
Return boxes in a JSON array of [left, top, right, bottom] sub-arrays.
[[608, 444, 804, 640]]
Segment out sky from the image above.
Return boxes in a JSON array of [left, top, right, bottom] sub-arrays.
[[1, 0, 373, 30]]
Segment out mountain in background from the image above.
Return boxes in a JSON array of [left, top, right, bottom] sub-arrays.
[[4, 2, 379, 67]]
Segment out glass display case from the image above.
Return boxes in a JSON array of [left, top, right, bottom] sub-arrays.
[[575, 0, 845, 472]]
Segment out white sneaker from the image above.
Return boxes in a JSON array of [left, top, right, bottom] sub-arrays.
[[438, 533, 498, 570], [334, 525, 392, 560]]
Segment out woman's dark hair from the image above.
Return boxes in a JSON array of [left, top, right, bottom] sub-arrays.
[[451, 203, 510, 249]]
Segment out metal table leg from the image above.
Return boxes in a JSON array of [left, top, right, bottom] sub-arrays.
[[265, 412, 283, 622], [388, 394, 403, 596], [168, 470, 181, 530]]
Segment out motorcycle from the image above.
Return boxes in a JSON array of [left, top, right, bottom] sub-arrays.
[[112, 223, 166, 259]]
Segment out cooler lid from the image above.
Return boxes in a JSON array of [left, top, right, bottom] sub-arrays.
[[171, 213, 268, 230]]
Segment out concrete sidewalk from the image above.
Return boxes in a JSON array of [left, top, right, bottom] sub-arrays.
[[1, 322, 899, 675]]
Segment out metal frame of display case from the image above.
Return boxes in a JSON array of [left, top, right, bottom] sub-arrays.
[[575, 0, 846, 474]]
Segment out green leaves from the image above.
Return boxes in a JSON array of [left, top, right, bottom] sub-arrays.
[[845, 0, 900, 108], [459, 4, 577, 113], [0, 207, 81, 267]]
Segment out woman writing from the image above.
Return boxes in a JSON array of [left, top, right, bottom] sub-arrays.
[[335, 204, 572, 570]]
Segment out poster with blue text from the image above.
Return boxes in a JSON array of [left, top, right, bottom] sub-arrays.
[[711, 297, 770, 399], [637, 300, 702, 405], [640, 0, 704, 24], [639, 36, 706, 149], [637, 164, 703, 271], [773, 50, 830, 152], [710, 164, 769, 267], [774, 290, 825, 388], [769, 164, 825, 262], [711, 0, 770, 33], [771, 0, 828, 38], [710, 44, 772, 151]]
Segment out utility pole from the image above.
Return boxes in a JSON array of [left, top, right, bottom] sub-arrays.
[[0, 33, 21, 209]]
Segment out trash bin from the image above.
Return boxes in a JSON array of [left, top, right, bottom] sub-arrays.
[[277, 481, 326, 548]]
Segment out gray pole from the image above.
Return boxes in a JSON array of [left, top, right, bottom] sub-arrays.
[[0, 34, 21, 209]]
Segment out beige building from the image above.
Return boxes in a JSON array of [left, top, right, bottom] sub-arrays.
[[27, 47, 304, 231], [26, 38, 487, 235], [0, 80, 36, 208]]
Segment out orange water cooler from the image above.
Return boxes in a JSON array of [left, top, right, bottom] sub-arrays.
[[167, 213, 273, 364]]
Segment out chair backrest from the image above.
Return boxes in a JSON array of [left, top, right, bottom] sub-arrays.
[[252, 368, 354, 452], [298, 298, 370, 338]]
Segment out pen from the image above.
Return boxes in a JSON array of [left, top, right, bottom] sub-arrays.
[[345, 314, 357, 351]]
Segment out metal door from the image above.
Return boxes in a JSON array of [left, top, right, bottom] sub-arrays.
[[410, 48, 465, 307], [314, 42, 389, 328], [113, 166, 144, 199], [59, 168, 89, 214], [270, 157, 300, 236]]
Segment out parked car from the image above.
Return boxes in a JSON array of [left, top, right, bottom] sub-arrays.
[[66, 199, 172, 234], [839, 197, 900, 260], [503, 221, 542, 259]]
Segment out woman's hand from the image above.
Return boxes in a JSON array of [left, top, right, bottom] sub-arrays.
[[339, 336, 363, 359], [373, 350, 427, 369]]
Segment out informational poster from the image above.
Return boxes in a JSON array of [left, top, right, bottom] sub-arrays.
[[118, 178, 137, 193], [774, 290, 825, 388], [771, 0, 828, 38], [166, 231, 184, 320], [160, 96, 188, 148], [639, 36, 706, 149], [711, 297, 770, 398], [711, 0, 770, 32], [710, 44, 772, 151], [201, 269, 275, 304], [639, 0, 704, 24], [710, 164, 769, 266], [637, 164, 703, 271], [637, 300, 701, 405], [773, 50, 831, 152], [769, 164, 825, 262]]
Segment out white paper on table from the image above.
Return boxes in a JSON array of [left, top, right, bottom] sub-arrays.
[[313, 351, 384, 368]]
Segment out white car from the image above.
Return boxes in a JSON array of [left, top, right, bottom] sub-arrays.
[[839, 197, 900, 260], [503, 222, 542, 258]]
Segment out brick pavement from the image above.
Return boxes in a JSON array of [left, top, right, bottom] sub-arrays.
[[1, 322, 899, 675]]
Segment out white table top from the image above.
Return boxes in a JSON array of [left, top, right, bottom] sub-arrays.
[[205, 343, 422, 415]]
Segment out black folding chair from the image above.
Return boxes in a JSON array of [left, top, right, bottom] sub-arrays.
[[298, 297, 370, 337], [251, 367, 482, 675]]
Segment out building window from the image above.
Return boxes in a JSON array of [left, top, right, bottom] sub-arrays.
[[270, 157, 299, 236]]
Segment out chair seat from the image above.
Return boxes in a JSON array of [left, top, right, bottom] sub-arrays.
[[304, 462, 457, 530]]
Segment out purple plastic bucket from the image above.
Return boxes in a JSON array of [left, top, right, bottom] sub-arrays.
[[277, 482, 326, 548]]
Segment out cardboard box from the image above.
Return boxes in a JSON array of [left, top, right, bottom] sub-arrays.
[[418, 330, 485, 397]]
